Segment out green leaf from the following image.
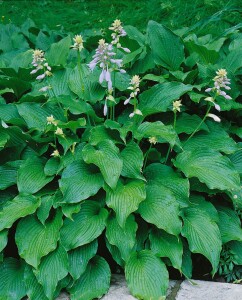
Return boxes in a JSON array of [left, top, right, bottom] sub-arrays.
[[0, 230, 8, 252], [183, 122, 238, 154], [150, 229, 183, 271], [185, 41, 219, 64], [44, 157, 60, 176], [24, 265, 48, 300], [0, 160, 22, 190], [229, 149, 242, 176], [68, 240, 98, 280], [138, 184, 182, 236], [144, 163, 189, 208], [15, 210, 63, 268], [139, 82, 193, 116], [0, 258, 26, 300], [0, 194, 40, 231], [106, 180, 146, 228], [60, 201, 108, 250], [228, 241, 242, 264], [0, 131, 9, 148], [106, 214, 137, 261], [181, 204, 221, 275], [46, 36, 71, 66], [69, 65, 105, 102], [34, 244, 69, 300], [37, 194, 54, 225], [69, 256, 111, 300], [17, 157, 54, 194], [147, 21, 184, 70], [217, 206, 242, 243], [174, 149, 240, 191], [125, 250, 168, 300], [181, 241, 192, 279], [121, 141, 145, 180], [82, 140, 123, 189], [88, 125, 122, 146], [176, 113, 209, 134], [135, 121, 180, 147], [59, 160, 103, 203]]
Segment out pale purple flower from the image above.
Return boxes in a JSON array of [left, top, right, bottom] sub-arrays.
[[207, 113, 221, 122], [36, 73, 46, 80]]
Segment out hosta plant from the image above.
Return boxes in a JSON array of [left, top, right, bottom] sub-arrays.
[[0, 17, 242, 300]]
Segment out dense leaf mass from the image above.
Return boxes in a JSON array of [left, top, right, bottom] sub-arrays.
[[0, 15, 242, 300]]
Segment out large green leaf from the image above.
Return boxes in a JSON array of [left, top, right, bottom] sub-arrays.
[[135, 121, 180, 147], [138, 184, 182, 236], [176, 113, 209, 134], [106, 180, 146, 228], [24, 265, 48, 300], [34, 244, 69, 300], [147, 21, 184, 70], [217, 206, 242, 243], [174, 149, 240, 191], [15, 210, 63, 268], [59, 160, 103, 203], [185, 41, 219, 64], [69, 256, 111, 300], [139, 82, 193, 116], [229, 149, 242, 176], [181, 204, 221, 275], [0, 160, 22, 190], [68, 240, 98, 280], [60, 201, 108, 250], [46, 36, 71, 66], [125, 250, 168, 300], [17, 157, 54, 194], [150, 229, 183, 271], [68, 65, 105, 101], [183, 122, 238, 154], [0, 258, 26, 300], [82, 140, 123, 189], [106, 214, 137, 261], [120, 141, 145, 180], [0, 230, 8, 252], [228, 241, 242, 264], [0, 194, 40, 231], [144, 163, 189, 207]]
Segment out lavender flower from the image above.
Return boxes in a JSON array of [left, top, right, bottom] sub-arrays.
[[109, 19, 130, 53], [124, 75, 141, 105], [205, 69, 231, 100], [31, 49, 52, 81], [88, 39, 125, 92]]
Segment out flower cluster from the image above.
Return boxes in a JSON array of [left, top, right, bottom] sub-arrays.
[[205, 69, 231, 100], [109, 19, 130, 53], [172, 100, 182, 113], [88, 39, 125, 91], [71, 35, 84, 52], [204, 68, 232, 122], [124, 75, 143, 118], [46, 115, 63, 157], [30, 49, 52, 80]]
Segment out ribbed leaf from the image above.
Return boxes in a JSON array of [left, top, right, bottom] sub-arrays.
[[150, 229, 183, 271], [185, 41, 219, 64], [147, 21, 184, 70], [37, 194, 54, 225], [0, 258, 26, 300], [229, 149, 242, 175], [139, 82, 193, 116], [46, 36, 71, 66], [176, 113, 209, 134], [228, 241, 242, 264], [106, 214, 137, 261], [181, 204, 221, 275], [138, 184, 182, 236], [125, 250, 168, 300], [60, 201, 108, 250], [0, 131, 9, 148], [106, 180, 146, 228], [82, 140, 123, 189], [183, 122, 238, 154], [135, 121, 180, 147], [144, 163, 189, 207], [0, 194, 40, 231], [174, 149, 240, 191], [121, 141, 145, 180], [34, 244, 69, 300], [59, 160, 103, 203], [68, 240, 98, 280], [15, 210, 63, 268], [24, 265, 48, 300], [44, 158, 60, 176], [0, 230, 8, 252], [69, 256, 111, 300], [217, 206, 242, 243], [17, 157, 54, 194], [0, 160, 21, 190]]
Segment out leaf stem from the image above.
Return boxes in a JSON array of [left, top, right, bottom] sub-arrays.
[[165, 112, 177, 164], [143, 144, 152, 169]]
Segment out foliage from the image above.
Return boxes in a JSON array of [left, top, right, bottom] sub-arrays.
[[0, 14, 242, 300]]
